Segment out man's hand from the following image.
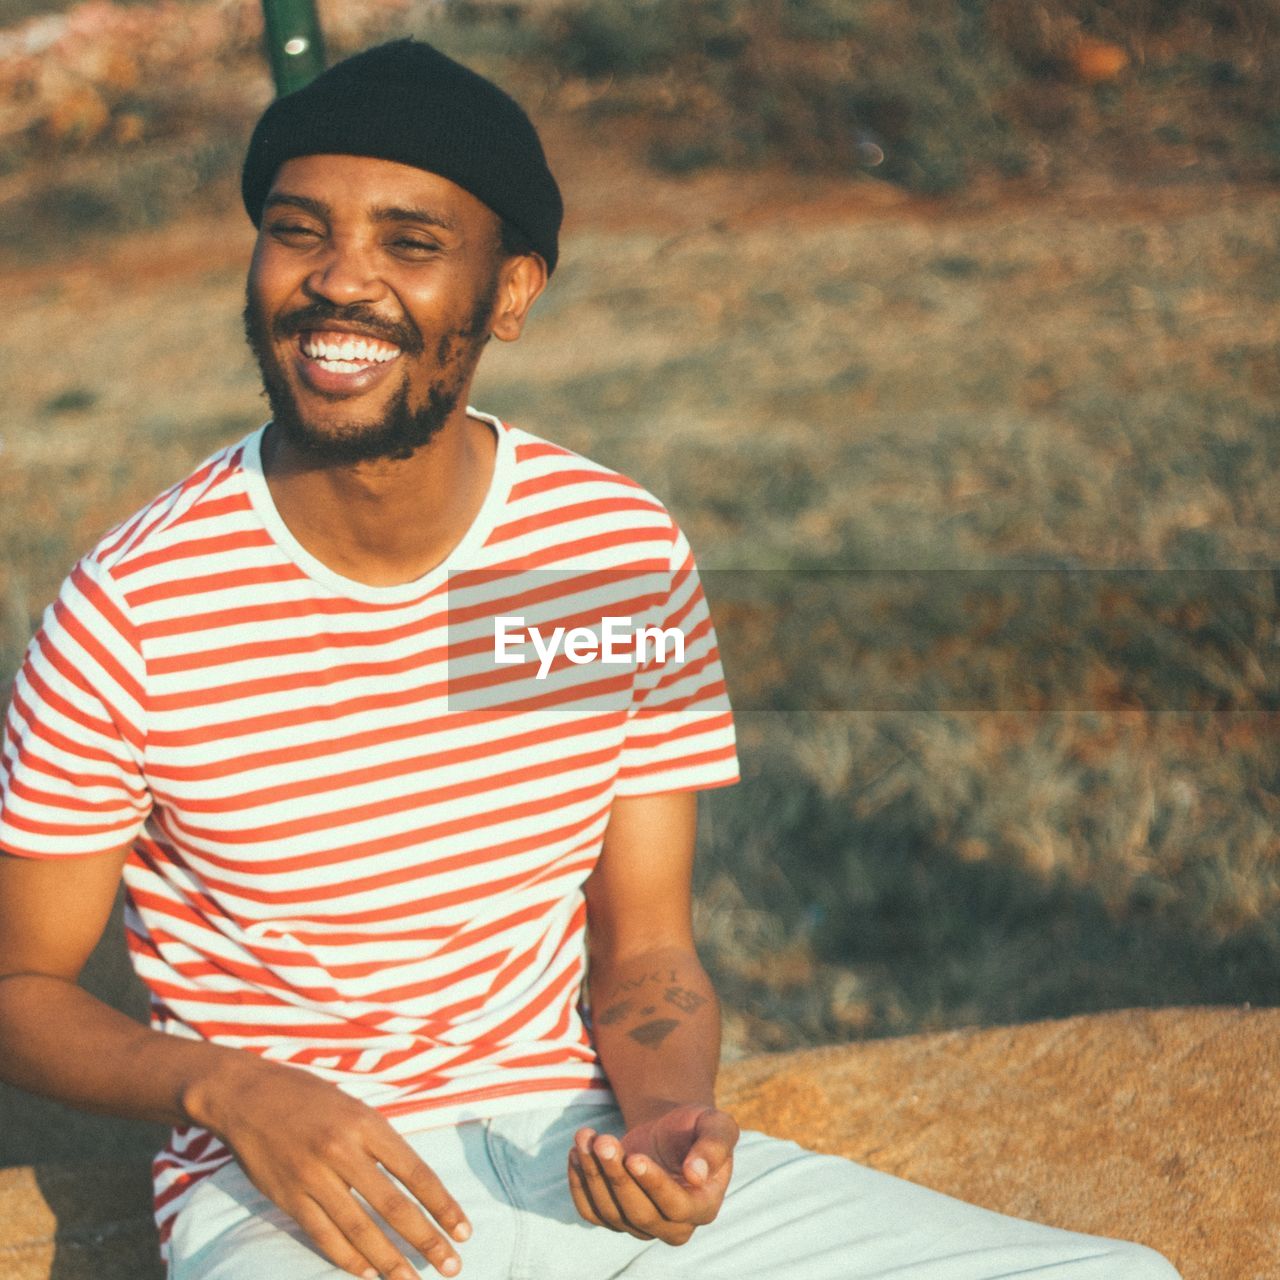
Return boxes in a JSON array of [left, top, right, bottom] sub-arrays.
[[197, 1053, 472, 1279], [566, 1103, 739, 1245]]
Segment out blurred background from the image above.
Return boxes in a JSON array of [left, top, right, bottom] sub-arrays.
[[0, 0, 1276, 1167]]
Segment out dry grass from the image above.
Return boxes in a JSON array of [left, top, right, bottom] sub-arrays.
[[537, 0, 1280, 191]]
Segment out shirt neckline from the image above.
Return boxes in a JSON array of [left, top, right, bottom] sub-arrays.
[[242, 406, 512, 604]]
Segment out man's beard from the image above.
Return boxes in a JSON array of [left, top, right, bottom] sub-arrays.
[[242, 275, 498, 466]]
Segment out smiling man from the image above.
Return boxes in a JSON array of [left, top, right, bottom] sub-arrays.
[[0, 38, 1182, 1280]]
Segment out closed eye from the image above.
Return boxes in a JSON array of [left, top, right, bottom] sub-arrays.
[[391, 237, 443, 255], [269, 222, 321, 240]]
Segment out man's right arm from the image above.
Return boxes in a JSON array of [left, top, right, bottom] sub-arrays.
[[0, 847, 471, 1280]]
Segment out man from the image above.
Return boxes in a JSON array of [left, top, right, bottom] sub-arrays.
[[0, 38, 1181, 1280]]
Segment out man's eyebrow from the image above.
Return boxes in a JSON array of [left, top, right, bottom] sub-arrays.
[[262, 193, 330, 218], [371, 204, 459, 233]]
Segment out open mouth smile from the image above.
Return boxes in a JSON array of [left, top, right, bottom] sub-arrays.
[[293, 328, 404, 395]]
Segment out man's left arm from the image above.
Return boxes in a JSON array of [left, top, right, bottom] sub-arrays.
[[567, 789, 740, 1244]]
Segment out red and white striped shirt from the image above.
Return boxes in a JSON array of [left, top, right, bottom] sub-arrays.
[[0, 410, 738, 1255]]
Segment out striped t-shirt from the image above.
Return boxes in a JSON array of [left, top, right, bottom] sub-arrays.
[[0, 409, 738, 1255]]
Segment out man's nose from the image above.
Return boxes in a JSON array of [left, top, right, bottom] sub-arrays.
[[303, 237, 386, 306]]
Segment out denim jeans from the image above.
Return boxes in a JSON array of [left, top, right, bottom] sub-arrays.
[[168, 1103, 1182, 1280]]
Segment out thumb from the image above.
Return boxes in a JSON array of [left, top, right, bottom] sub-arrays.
[[684, 1109, 739, 1186]]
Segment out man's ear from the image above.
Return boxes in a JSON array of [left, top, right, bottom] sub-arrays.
[[490, 252, 549, 343]]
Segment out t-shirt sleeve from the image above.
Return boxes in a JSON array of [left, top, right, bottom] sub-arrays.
[[0, 557, 151, 858], [614, 523, 739, 796]]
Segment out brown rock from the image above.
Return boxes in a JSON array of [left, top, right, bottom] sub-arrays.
[[41, 83, 109, 145], [719, 1005, 1276, 1280], [0, 1160, 161, 1279], [111, 111, 145, 146], [0, 1007, 1270, 1278], [1070, 37, 1130, 83]]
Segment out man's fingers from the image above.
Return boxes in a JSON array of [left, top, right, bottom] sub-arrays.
[[573, 1136, 653, 1240], [684, 1110, 740, 1186], [589, 1136, 667, 1238], [572, 1137, 630, 1232], [570, 1146, 651, 1239], [368, 1132, 472, 1244], [304, 1181, 428, 1280], [567, 1150, 605, 1227], [291, 1194, 383, 1279], [622, 1152, 696, 1220], [346, 1170, 462, 1278]]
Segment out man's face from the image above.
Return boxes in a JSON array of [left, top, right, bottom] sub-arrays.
[[243, 153, 507, 464]]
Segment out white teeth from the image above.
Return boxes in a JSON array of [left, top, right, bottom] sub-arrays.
[[300, 334, 399, 364]]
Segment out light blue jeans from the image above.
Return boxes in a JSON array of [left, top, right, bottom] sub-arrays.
[[168, 1103, 1182, 1280]]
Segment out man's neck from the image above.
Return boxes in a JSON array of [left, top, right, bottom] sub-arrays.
[[260, 406, 497, 588]]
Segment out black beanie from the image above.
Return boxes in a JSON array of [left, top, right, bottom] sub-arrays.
[[241, 39, 563, 273]]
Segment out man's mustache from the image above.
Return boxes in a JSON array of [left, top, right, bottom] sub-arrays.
[[271, 301, 425, 356]]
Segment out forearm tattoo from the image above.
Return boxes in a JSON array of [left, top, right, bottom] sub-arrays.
[[594, 967, 709, 1049]]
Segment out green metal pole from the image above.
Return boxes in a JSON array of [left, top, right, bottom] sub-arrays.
[[261, 0, 327, 96]]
